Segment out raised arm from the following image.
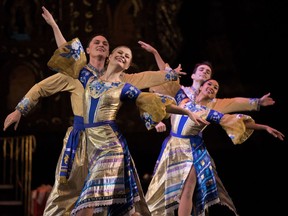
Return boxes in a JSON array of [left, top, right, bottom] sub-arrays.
[[138, 41, 166, 70], [138, 41, 186, 75], [42, 6, 66, 47]]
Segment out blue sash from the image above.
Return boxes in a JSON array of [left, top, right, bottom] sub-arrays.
[[59, 116, 84, 183]]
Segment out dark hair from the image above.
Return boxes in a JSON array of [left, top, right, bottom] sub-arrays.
[[200, 78, 213, 87], [85, 33, 110, 48], [192, 61, 213, 76]]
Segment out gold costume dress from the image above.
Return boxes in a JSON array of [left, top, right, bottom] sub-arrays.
[[145, 98, 255, 216], [146, 82, 261, 215], [30, 38, 179, 216], [69, 64, 179, 215]]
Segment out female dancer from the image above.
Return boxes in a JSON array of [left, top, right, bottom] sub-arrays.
[[145, 79, 284, 216]]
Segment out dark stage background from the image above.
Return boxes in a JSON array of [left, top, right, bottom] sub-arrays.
[[0, 0, 287, 215]]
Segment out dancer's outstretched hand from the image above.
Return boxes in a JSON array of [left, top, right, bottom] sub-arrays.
[[259, 92, 275, 107], [3, 110, 21, 131]]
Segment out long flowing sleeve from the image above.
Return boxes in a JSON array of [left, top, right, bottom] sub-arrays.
[[120, 83, 177, 130], [121, 69, 179, 90], [208, 97, 260, 113], [219, 114, 255, 144], [148, 80, 181, 98], [203, 108, 255, 145], [47, 38, 87, 79], [136, 92, 177, 130], [16, 73, 79, 116]]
